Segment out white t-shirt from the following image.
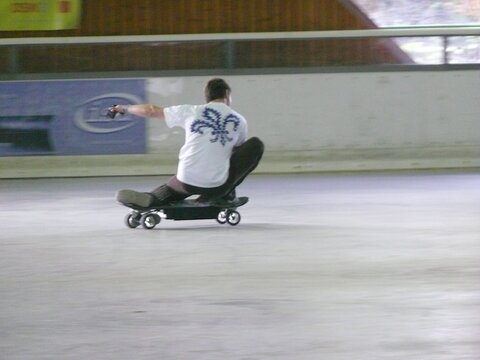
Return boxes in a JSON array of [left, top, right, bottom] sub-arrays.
[[164, 102, 247, 188]]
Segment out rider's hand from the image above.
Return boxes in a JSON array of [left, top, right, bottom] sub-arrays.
[[113, 105, 127, 114], [107, 104, 127, 118]]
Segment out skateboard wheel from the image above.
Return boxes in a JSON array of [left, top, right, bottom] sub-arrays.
[[216, 210, 228, 224], [227, 210, 241, 226], [125, 213, 141, 228], [141, 213, 160, 230]]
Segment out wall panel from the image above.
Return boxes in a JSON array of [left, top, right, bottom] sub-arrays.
[[1, 70, 478, 178]]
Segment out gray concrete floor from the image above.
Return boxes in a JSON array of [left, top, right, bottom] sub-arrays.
[[1, 172, 479, 360]]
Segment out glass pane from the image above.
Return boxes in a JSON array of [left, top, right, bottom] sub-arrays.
[[235, 38, 411, 68], [394, 37, 444, 64], [447, 36, 480, 63]]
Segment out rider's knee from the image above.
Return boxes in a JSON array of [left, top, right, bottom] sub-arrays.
[[248, 137, 264, 153]]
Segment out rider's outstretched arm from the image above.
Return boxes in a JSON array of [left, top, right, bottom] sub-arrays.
[[112, 104, 165, 119]]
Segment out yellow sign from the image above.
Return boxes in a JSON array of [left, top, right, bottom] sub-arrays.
[[0, 0, 81, 31]]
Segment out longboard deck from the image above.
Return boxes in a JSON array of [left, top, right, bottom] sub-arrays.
[[162, 196, 248, 209], [122, 196, 248, 212]]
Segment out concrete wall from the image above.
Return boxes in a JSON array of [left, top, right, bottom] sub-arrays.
[[1, 70, 479, 178]]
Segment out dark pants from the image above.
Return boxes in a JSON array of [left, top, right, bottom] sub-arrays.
[[150, 137, 264, 205]]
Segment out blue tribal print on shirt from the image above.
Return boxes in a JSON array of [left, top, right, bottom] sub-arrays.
[[190, 107, 240, 146]]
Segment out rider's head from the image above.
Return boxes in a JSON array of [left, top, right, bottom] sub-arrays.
[[205, 78, 232, 105]]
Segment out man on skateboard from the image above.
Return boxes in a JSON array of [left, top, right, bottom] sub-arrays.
[[110, 78, 264, 208]]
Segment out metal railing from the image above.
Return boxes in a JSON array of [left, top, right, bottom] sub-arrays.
[[2, 26, 480, 45], [1, 26, 479, 76]]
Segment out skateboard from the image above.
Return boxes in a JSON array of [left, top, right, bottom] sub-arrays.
[[121, 197, 249, 229]]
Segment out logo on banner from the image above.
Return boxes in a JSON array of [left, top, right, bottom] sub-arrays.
[[74, 93, 143, 134]]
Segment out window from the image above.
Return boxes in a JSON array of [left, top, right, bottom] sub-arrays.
[[353, 0, 480, 64]]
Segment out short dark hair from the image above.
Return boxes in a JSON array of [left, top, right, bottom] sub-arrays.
[[205, 78, 231, 102]]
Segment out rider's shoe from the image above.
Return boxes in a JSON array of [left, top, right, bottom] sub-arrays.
[[222, 189, 236, 202], [196, 189, 237, 205], [117, 190, 155, 208]]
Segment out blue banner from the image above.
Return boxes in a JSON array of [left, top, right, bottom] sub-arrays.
[[0, 79, 146, 156]]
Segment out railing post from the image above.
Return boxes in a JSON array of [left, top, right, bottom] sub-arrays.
[[7, 46, 19, 74], [224, 40, 235, 69], [442, 36, 449, 64]]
